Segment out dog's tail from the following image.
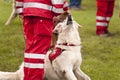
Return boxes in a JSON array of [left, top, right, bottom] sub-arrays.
[[0, 71, 20, 80], [0, 62, 24, 80]]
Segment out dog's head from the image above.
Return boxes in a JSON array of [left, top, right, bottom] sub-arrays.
[[53, 15, 82, 45], [54, 12, 69, 26], [53, 15, 82, 34]]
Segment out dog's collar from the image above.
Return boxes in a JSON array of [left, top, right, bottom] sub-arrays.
[[58, 43, 80, 46]]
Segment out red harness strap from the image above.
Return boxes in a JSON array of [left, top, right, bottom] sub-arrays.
[[49, 43, 79, 62], [49, 47, 65, 62]]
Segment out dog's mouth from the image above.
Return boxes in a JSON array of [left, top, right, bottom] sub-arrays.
[[67, 15, 73, 25]]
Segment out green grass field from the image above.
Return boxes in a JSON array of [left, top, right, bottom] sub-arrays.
[[0, 0, 120, 80]]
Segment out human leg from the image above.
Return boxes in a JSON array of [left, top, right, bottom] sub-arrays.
[[75, 0, 81, 8], [23, 16, 53, 80], [96, 0, 114, 36], [69, 0, 76, 8]]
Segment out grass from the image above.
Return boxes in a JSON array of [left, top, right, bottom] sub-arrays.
[[0, 0, 24, 71], [0, 0, 120, 80]]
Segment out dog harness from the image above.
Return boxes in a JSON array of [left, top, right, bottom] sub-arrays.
[[49, 47, 65, 62], [49, 43, 80, 62]]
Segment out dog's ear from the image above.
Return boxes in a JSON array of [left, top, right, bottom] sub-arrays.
[[74, 21, 82, 28]]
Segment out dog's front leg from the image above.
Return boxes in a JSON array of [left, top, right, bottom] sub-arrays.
[[63, 69, 77, 80], [74, 67, 91, 80]]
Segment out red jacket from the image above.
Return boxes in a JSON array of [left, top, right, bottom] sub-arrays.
[[16, 0, 68, 19]]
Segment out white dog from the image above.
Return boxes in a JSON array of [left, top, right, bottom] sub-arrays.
[[44, 15, 91, 80], [0, 15, 91, 80]]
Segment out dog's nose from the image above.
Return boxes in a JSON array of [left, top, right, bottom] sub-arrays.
[[67, 15, 73, 25]]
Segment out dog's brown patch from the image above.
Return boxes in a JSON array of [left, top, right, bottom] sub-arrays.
[[51, 12, 69, 47]]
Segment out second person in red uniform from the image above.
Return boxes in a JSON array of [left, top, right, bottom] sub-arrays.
[[96, 0, 115, 36]]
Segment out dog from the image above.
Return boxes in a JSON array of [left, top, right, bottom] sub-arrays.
[[43, 15, 91, 80], [0, 15, 91, 80]]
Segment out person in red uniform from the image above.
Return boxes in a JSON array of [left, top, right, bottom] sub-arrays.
[[96, 0, 115, 36], [15, 0, 69, 80]]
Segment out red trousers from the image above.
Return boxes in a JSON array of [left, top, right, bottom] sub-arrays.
[[23, 16, 54, 80], [96, 0, 114, 35]]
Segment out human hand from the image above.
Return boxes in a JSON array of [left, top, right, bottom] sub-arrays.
[[53, 16, 60, 22]]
